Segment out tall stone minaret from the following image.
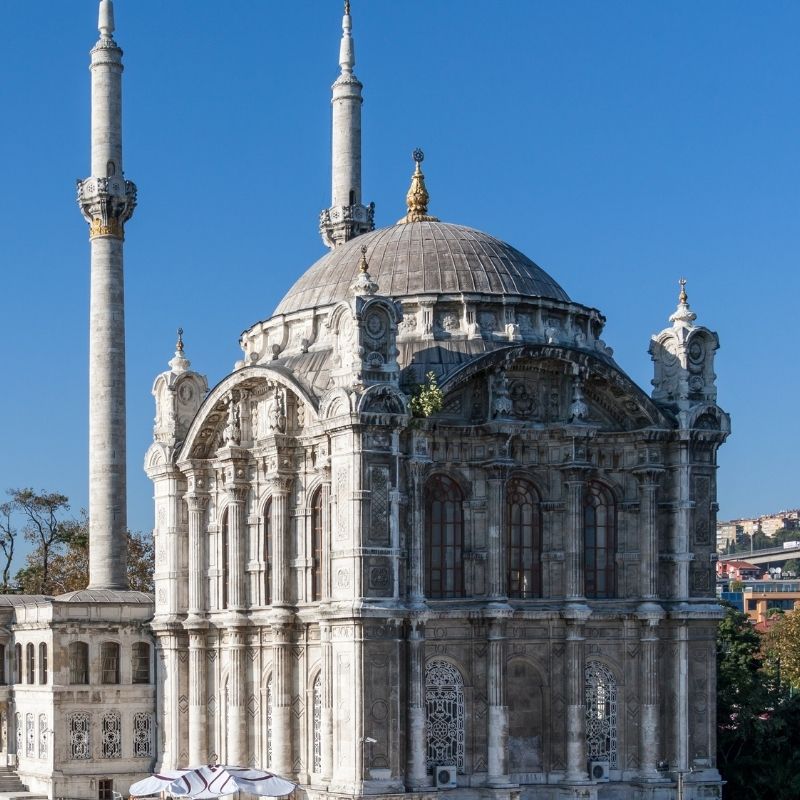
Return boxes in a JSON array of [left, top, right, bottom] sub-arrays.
[[319, 0, 374, 248], [77, 0, 136, 590]]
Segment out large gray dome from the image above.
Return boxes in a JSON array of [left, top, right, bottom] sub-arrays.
[[274, 221, 570, 315]]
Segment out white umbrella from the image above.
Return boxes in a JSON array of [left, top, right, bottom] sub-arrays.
[[130, 765, 296, 799]]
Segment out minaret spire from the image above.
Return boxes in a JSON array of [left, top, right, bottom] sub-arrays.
[[77, 0, 137, 590], [319, 1, 375, 248]]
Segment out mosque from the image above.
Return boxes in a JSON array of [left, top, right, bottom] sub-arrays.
[[6, 2, 730, 800]]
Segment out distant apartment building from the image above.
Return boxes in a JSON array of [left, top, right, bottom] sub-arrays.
[[716, 509, 800, 550]]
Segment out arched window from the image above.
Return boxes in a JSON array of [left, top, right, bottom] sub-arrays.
[[132, 642, 150, 684], [14, 644, 21, 684], [584, 483, 616, 599], [311, 489, 323, 602], [507, 478, 542, 598], [0, 643, 6, 684], [221, 509, 229, 609], [100, 642, 120, 684], [585, 661, 618, 768], [312, 673, 322, 773], [264, 499, 273, 605], [69, 642, 89, 684], [26, 643, 34, 684], [425, 659, 465, 770], [38, 643, 47, 684], [425, 476, 465, 599]]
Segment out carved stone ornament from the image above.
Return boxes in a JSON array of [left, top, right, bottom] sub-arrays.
[[222, 394, 242, 446], [491, 370, 513, 419]]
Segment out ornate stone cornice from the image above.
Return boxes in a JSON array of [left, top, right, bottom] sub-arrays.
[[77, 176, 136, 240]]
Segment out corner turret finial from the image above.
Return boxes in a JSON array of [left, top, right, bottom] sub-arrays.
[[176, 327, 184, 353], [98, 0, 115, 39], [397, 149, 440, 224], [169, 327, 190, 374], [669, 276, 697, 327], [351, 245, 379, 296]]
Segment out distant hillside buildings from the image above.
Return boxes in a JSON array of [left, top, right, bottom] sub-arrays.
[[716, 509, 800, 551]]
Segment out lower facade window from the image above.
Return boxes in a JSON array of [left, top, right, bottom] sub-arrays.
[[585, 660, 618, 768], [69, 712, 91, 760], [101, 711, 121, 758], [38, 714, 47, 759], [132, 712, 153, 758], [98, 779, 114, 800], [425, 659, 465, 770]]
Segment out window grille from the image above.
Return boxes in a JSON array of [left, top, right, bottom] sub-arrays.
[[15, 712, 21, 756], [507, 478, 543, 598], [585, 661, 618, 767], [425, 476, 465, 599], [26, 644, 34, 684], [69, 712, 91, 759], [38, 714, 47, 759], [425, 659, 465, 769], [312, 674, 322, 772], [25, 713, 34, 757], [132, 642, 150, 684], [311, 489, 323, 601], [38, 643, 47, 684], [69, 642, 89, 684], [266, 676, 273, 768], [101, 711, 121, 758], [132, 712, 152, 758]]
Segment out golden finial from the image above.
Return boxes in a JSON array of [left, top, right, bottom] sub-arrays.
[[176, 327, 184, 353], [397, 149, 440, 224], [358, 245, 369, 273], [344, 0, 351, 13], [678, 277, 688, 305]]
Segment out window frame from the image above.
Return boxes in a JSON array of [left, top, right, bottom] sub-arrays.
[[584, 483, 617, 599], [425, 475, 465, 599], [506, 477, 543, 599]]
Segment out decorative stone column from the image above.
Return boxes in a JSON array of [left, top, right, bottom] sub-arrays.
[[186, 490, 209, 619], [562, 467, 589, 599], [406, 621, 429, 789], [408, 462, 429, 603], [639, 618, 662, 779], [564, 621, 588, 782], [487, 619, 509, 785], [269, 476, 293, 607], [635, 466, 664, 599], [485, 466, 508, 601], [319, 467, 332, 602], [271, 624, 294, 776], [188, 631, 208, 765], [227, 629, 246, 765], [321, 623, 333, 782], [226, 486, 248, 611]]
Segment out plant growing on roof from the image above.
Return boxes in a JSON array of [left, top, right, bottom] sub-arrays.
[[409, 371, 444, 418]]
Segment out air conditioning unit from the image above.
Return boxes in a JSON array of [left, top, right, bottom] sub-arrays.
[[434, 765, 457, 789], [588, 760, 610, 782]]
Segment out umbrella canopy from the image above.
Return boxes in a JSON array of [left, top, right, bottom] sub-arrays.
[[129, 766, 296, 799]]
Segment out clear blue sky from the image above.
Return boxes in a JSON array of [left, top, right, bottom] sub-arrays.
[[0, 1, 798, 553]]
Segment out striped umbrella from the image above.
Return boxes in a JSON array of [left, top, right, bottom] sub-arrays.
[[129, 765, 296, 798]]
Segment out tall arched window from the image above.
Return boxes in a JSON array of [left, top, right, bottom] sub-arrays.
[[425, 660, 465, 770], [311, 489, 323, 602], [69, 642, 89, 684], [425, 476, 465, 599], [100, 642, 120, 684], [221, 509, 229, 609], [132, 642, 151, 684], [14, 644, 21, 684], [585, 661, 618, 767], [507, 478, 542, 598], [311, 673, 322, 773], [0, 643, 6, 684], [38, 643, 47, 684], [26, 643, 34, 684], [584, 483, 616, 599], [263, 499, 273, 605]]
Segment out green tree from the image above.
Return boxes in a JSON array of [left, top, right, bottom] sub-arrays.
[[0, 502, 17, 591], [782, 558, 799, 577], [765, 608, 800, 690]]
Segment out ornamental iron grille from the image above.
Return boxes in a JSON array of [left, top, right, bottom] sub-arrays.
[[15, 712, 21, 756], [584, 484, 616, 599], [425, 476, 465, 599], [425, 659, 465, 770], [69, 712, 91, 759], [584, 661, 618, 767], [507, 478, 543, 598], [133, 712, 153, 758], [311, 490, 323, 602], [263, 499, 272, 604], [101, 711, 122, 758], [312, 673, 322, 772], [266, 676, 273, 768], [38, 714, 47, 759], [25, 713, 34, 757]]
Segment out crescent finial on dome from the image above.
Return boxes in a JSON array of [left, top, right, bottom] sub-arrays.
[[397, 149, 440, 224]]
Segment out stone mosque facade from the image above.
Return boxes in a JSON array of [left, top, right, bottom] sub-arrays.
[[7, 3, 732, 800]]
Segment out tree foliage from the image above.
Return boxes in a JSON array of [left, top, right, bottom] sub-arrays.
[[717, 604, 800, 799], [764, 608, 800, 690], [409, 371, 444, 418]]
